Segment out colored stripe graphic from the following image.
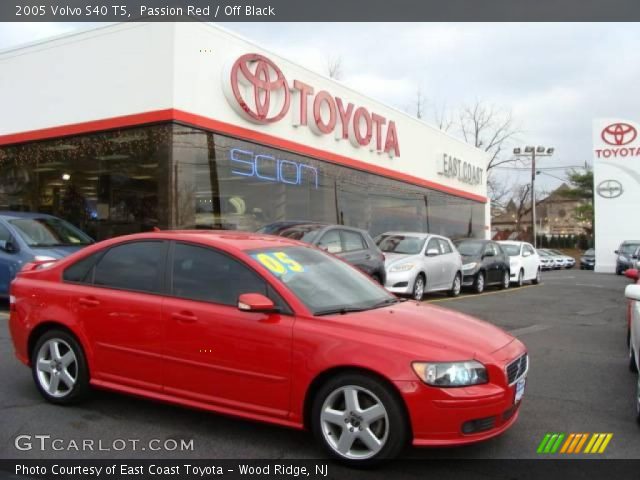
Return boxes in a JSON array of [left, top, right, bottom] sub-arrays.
[[538, 433, 612, 454]]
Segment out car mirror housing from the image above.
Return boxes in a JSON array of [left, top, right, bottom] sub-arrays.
[[615, 250, 619, 254], [0, 239, 17, 253], [625, 269, 639, 281], [625, 283, 640, 301], [238, 293, 278, 313], [426, 248, 439, 257]]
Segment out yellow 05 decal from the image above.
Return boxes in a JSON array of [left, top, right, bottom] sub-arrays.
[[254, 252, 304, 275]]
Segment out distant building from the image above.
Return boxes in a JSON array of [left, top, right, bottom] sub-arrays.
[[492, 184, 591, 241]]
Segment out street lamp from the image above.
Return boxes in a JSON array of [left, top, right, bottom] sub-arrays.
[[513, 145, 554, 248]]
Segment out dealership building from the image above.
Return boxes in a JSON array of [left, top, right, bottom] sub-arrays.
[[0, 22, 489, 242]]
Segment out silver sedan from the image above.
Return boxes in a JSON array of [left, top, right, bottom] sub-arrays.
[[375, 232, 463, 300]]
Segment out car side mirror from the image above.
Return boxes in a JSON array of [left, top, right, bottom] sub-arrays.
[[625, 269, 639, 281], [633, 255, 638, 259], [523, 251, 530, 257], [238, 293, 278, 313], [625, 284, 640, 301], [615, 250, 619, 254], [0, 239, 17, 253], [426, 248, 439, 257]]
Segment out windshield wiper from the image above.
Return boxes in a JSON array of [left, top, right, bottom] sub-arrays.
[[370, 297, 400, 309], [314, 307, 369, 316]]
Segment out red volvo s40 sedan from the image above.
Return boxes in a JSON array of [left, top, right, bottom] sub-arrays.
[[9, 231, 527, 465]]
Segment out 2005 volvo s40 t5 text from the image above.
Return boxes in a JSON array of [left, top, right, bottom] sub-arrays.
[[9, 231, 528, 465]]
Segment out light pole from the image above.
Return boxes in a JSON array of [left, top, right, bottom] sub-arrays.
[[513, 146, 554, 248]]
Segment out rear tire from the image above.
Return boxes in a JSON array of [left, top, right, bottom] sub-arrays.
[[311, 373, 408, 465], [31, 329, 90, 405], [447, 273, 461, 297]]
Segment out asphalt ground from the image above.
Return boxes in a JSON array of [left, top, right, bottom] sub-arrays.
[[0, 269, 638, 462]]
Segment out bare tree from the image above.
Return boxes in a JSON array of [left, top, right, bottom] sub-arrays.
[[512, 183, 532, 233], [487, 175, 511, 210], [433, 102, 454, 132], [326, 55, 343, 80], [415, 86, 426, 119], [458, 100, 520, 172]]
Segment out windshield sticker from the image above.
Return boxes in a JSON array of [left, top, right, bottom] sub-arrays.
[[252, 252, 305, 276]]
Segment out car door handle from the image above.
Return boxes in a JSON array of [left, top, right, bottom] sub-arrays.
[[78, 297, 100, 307], [171, 311, 198, 324]]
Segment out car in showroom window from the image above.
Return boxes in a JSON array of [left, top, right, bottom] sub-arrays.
[[9, 231, 527, 465]]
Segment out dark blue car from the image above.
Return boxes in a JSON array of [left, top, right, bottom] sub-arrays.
[[0, 212, 93, 297]]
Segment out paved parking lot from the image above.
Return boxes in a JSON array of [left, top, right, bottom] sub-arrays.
[[0, 269, 638, 460]]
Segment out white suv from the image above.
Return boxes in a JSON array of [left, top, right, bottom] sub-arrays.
[[498, 241, 542, 286]]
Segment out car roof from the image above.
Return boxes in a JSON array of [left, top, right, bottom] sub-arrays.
[[0, 211, 56, 220], [91, 230, 307, 252], [379, 231, 431, 239], [498, 240, 526, 245]]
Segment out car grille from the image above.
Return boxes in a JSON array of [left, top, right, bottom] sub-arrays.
[[506, 354, 528, 385]]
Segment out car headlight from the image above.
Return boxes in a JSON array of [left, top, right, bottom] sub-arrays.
[[462, 262, 477, 271], [412, 361, 488, 387], [389, 262, 415, 272]]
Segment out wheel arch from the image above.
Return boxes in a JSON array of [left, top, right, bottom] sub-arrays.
[[27, 321, 90, 371], [302, 365, 413, 439]]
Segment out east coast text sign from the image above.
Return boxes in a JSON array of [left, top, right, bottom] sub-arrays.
[[223, 53, 401, 158]]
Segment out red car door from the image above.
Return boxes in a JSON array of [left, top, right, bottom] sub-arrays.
[[69, 240, 168, 392], [162, 242, 294, 418]]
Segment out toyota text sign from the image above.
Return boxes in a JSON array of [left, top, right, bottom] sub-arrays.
[[224, 53, 401, 158]]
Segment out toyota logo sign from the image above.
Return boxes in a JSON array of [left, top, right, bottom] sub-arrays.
[[228, 53, 290, 124], [601, 123, 637, 146], [223, 53, 401, 157], [596, 179, 624, 199]]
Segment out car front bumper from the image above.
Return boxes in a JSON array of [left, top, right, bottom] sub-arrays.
[[384, 269, 418, 295], [396, 342, 527, 446]]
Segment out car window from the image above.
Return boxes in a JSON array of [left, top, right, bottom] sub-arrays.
[[426, 238, 440, 255], [93, 241, 166, 294], [172, 243, 267, 306], [483, 243, 494, 256], [317, 230, 343, 254], [340, 230, 366, 252], [8, 217, 92, 247], [500, 244, 520, 256], [438, 238, 452, 254], [63, 252, 103, 283], [0, 222, 11, 242], [376, 235, 425, 254], [524, 245, 535, 255]]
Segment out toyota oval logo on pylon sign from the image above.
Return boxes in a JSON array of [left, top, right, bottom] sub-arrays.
[[228, 53, 291, 124], [601, 123, 637, 146]]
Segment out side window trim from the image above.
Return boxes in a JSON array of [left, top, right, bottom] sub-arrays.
[[75, 240, 169, 296], [167, 240, 294, 315]]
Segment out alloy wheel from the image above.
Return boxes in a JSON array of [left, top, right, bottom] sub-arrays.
[[475, 272, 484, 293], [517, 270, 524, 287], [452, 275, 461, 296], [413, 276, 425, 300], [320, 385, 389, 460], [503, 271, 510, 289], [36, 338, 78, 398]]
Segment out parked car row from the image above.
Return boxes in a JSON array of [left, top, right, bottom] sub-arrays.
[[537, 248, 575, 270], [624, 268, 640, 422]]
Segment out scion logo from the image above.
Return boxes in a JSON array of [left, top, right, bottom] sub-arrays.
[[601, 123, 637, 146], [228, 53, 290, 124], [596, 179, 623, 199]]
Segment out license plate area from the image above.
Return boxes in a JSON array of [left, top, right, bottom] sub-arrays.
[[514, 377, 526, 404]]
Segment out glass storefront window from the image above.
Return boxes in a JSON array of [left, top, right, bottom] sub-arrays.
[[0, 122, 485, 242]]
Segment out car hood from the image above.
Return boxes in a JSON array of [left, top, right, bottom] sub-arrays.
[[327, 300, 515, 360], [384, 252, 421, 266], [460, 253, 481, 263], [30, 245, 86, 259]]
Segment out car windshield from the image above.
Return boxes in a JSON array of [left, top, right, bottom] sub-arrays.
[[584, 249, 595, 256], [500, 244, 521, 256], [454, 240, 484, 256], [376, 234, 425, 254], [247, 246, 396, 315], [9, 218, 93, 247], [620, 243, 640, 254], [537, 250, 550, 257]]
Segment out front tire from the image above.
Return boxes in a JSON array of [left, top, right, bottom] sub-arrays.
[[499, 269, 510, 290], [412, 274, 425, 301], [31, 329, 90, 405], [447, 273, 462, 297], [311, 373, 408, 465], [516, 269, 524, 287], [629, 332, 638, 373], [474, 271, 485, 294]]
